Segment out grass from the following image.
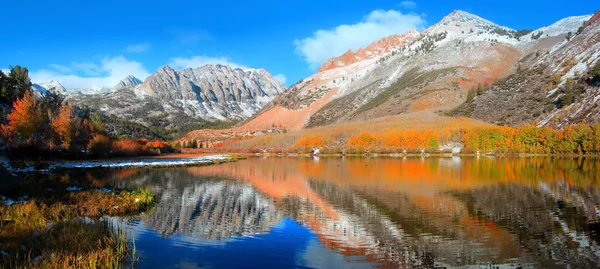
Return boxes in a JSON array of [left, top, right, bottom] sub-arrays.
[[0, 188, 155, 268]]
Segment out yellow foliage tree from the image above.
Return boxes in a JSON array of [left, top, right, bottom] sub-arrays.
[[52, 102, 78, 150]]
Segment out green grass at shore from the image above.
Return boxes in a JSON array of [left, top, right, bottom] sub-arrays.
[[0, 188, 155, 268]]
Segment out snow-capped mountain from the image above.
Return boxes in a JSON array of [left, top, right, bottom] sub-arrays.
[[240, 9, 597, 131], [529, 15, 590, 39], [32, 80, 66, 95], [63, 64, 286, 124], [114, 75, 142, 89], [460, 10, 600, 128]]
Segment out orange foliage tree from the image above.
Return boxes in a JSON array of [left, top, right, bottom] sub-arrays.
[[51, 102, 79, 150], [3, 90, 43, 146], [294, 135, 324, 151]]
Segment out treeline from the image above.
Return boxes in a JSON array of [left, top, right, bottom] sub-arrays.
[[343, 124, 600, 155], [0, 66, 173, 159], [222, 124, 600, 156]]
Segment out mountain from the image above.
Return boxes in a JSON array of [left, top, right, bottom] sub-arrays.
[[32, 80, 66, 95], [318, 30, 420, 72], [64, 64, 285, 121], [238, 10, 596, 133], [138, 65, 284, 120], [454, 11, 600, 128], [114, 75, 142, 89]]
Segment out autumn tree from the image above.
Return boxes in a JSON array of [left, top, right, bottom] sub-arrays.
[[52, 102, 79, 150], [4, 90, 43, 146], [294, 135, 325, 151]]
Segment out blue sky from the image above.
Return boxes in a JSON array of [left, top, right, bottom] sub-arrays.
[[0, 0, 596, 88]]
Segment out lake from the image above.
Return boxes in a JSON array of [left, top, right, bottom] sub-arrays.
[[45, 157, 600, 268]]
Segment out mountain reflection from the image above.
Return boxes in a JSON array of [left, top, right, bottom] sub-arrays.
[[106, 157, 600, 268]]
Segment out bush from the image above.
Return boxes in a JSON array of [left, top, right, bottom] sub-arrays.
[[293, 135, 324, 152], [112, 139, 156, 158], [87, 135, 113, 158], [461, 147, 477, 154]]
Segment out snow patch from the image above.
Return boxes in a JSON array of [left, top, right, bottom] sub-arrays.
[[1, 155, 231, 174]]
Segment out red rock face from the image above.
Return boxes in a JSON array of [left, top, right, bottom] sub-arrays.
[[318, 30, 420, 73], [584, 10, 600, 29]]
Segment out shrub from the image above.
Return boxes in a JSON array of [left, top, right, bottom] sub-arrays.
[[293, 135, 324, 150], [87, 134, 113, 158], [112, 139, 156, 157]]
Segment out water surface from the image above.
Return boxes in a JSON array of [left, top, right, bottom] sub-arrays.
[[50, 157, 600, 268]]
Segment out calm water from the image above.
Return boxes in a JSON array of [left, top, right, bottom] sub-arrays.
[[38, 157, 600, 268]]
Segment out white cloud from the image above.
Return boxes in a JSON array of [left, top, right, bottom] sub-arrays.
[[399, 1, 417, 9], [1, 69, 9, 75], [168, 56, 248, 70], [293, 9, 426, 69], [273, 74, 287, 85], [125, 43, 150, 53], [30, 56, 150, 89]]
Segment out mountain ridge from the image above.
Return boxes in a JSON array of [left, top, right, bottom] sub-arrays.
[[232, 9, 596, 136]]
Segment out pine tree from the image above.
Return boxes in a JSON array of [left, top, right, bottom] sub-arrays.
[[7, 65, 31, 101], [189, 139, 198, 148]]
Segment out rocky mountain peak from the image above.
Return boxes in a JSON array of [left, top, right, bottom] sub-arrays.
[[441, 10, 500, 28], [318, 30, 420, 73], [32, 80, 66, 96], [114, 75, 143, 89]]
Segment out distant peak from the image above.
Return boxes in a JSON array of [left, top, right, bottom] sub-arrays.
[[440, 9, 498, 26], [450, 10, 470, 16], [114, 75, 143, 89], [159, 65, 175, 71]]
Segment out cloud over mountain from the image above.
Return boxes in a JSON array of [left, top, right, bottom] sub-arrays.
[[293, 9, 426, 69], [30, 56, 150, 90]]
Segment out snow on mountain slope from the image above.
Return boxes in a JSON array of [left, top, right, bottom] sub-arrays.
[[451, 10, 600, 128], [64, 65, 286, 123], [529, 15, 591, 40], [114, 75, 143, 89], [242, 10, 595, 131], [32, 80, 66, 95]]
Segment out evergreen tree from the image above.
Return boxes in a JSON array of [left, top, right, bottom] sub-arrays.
[[590, 59, 600, 84], [189, 139, 198, 148], [8, 65, 31, 101]]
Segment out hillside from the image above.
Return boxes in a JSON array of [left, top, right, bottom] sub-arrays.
[[453, 11, 600, 128], [237, 10, 595, 133]]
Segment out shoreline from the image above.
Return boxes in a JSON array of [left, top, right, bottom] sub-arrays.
[[206, 152, 599, 158], [1, 154, 241, 175], [2, 150, 595, 176]]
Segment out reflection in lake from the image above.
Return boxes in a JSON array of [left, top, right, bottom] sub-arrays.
[[67, 157, 600, 268]]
